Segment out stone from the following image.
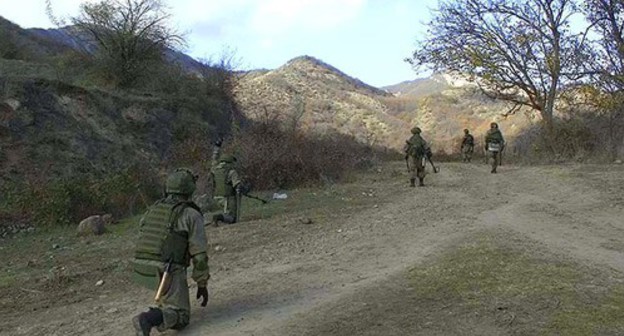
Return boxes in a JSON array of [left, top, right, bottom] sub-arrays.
[[102, 214, 114, 226], [96, 280, 104, 286], [615, 159, 623, 164], [299, 218, 313, 225], [77, 215, 106, 236], [4, 98, 21, 111]]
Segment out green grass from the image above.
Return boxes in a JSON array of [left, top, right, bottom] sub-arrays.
[[241, 167, 397, 223], [0, 59, 56, 80], [408, 231, 624, 335]]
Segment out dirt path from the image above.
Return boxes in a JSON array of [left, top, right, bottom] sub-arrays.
[[4, 162, 624, 335]]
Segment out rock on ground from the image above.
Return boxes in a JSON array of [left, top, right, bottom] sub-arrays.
[[77, 215, 106, 236]]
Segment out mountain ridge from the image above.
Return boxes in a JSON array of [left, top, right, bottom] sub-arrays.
[[1, 15, 532, 154]]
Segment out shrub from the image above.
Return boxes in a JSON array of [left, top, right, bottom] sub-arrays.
[[513, 118, 596, 163], [227, 119, 387, 190], [0, 164, 161, 228]]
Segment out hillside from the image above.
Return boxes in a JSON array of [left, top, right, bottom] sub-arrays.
[[383, 73, 451, 98], [1, 15, 539, 162], [392, 87, 536, 153], [0, 77, 230, 180], [26, 26, 206, 74], [234, 55, 409, 148], [235, 57, 536, 153], [0, 16, 72, 60]]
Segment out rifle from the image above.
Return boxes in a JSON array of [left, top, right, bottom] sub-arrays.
[[235, 190, 242, 223], [154, 259, 173, 302], [426, 155, 440, 173], [243, 193, 269, 204], [404, 155, 410, 172], [499, 144, 505, 166]]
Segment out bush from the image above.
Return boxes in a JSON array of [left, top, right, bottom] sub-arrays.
[[512, 118, 596, 163], [0, 164, 161, 228], [227, 119, 387, 190]]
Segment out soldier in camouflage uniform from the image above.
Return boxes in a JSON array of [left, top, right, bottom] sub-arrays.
[[484, 122, 505, 173], [461, 129, 475, 163], [131, 168, 210, 336], [210, 142, 243, 225], [404, 126, 431, 187]]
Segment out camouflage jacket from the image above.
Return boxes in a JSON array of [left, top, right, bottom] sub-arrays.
[[405, 134, 430, 158], [485, 129, 504, 145]]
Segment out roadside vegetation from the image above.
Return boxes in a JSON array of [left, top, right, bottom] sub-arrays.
[[0, 0, 391, 231], [409, 0, 624, 163], [409, 230, 624, 335]]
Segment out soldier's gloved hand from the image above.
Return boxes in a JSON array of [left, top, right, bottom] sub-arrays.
[[214, 138, 223, 147], [196, 286, 209, 307]]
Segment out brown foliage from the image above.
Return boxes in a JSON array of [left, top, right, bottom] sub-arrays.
[[228, 119, 384, 190], [512, 118, 601, 163]]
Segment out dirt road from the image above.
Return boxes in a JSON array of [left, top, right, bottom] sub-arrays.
[[3, 162, 624, 335]]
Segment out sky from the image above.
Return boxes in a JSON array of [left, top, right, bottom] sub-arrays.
[[0, 0, 438, 87]]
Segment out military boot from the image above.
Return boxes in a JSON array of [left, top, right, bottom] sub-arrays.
[[132, 308, 163, 336], [418, 178, 425, 187], [212, 214, 224, 227], [409, 178, 416, 187], [222, 214, 237, 224], [491, 167, 497, 174]]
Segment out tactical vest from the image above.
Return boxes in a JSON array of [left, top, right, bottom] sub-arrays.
[[407, 135, 426, 157], [463, 135, 474, 146], [486, 130, 504, 144], [213, 163, 235, 197], [134, 198, 199, 266]]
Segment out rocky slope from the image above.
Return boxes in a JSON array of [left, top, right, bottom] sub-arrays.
[[234, 56, 408, 148], [235, 56, 537, 153]]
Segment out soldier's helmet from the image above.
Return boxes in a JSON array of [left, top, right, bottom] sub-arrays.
[[411, 126, 422, 134], [464, 128, 470, 134], [490, 122, 498, 129], [220, 154, 237, 163], [165, 168, 197, 196]]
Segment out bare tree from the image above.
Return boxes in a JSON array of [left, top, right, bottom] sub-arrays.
[[68, 0, 185, 88], [585, 0, 624, 91], [583, 0, 624, 158], [408, 0, 588, 127]]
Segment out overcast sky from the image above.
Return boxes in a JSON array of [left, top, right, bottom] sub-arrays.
[[0, 0, 438, 87]]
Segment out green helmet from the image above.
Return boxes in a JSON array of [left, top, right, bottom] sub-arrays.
[[490, 122, 499, 129], [220, 154, 237, 163], [464, 128, 470, 134], [165, 168, 197, 195], [411, 127, 421, 134]]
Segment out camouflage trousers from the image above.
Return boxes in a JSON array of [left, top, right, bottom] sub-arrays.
[[462, 146, 473, 162], [488, 150, 501, 171], [132, 260, 191, 331], [408, 156, 426, 179], [214, 196, 238, 221], [158, 268, 191, 331], [195, 194, 239, 224]]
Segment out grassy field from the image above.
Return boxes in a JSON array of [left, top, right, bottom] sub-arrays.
[[408, 230, 624, 335]]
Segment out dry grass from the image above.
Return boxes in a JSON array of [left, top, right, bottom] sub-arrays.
[[408, 230, 624, 335]]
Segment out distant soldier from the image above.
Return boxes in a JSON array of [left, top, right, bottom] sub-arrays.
[[131, 168, 210, 336], [210, 140, 243, 225], [460, 129, 475, 163], [404, 126, 432, 187], [484, 122, 505, 173]]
